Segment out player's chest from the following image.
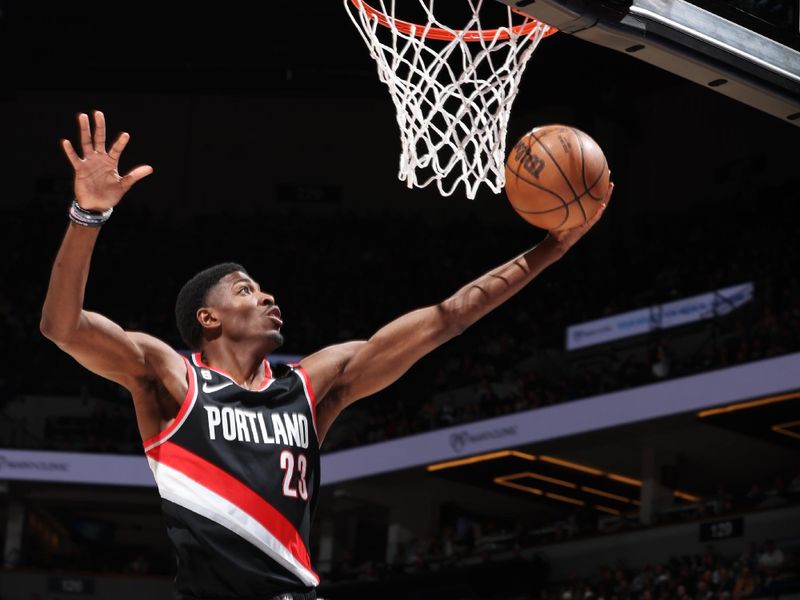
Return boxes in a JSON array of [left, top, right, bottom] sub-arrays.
[[195, 382, 312, 451]]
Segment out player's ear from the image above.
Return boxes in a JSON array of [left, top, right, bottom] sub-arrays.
[[197, 307, 220, 330]]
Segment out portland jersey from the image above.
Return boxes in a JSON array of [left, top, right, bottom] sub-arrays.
[[144, 352, 320, 600]]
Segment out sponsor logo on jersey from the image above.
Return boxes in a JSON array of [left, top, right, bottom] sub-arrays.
[[202, 381, 234, 394], [204, 406, 310, 449]]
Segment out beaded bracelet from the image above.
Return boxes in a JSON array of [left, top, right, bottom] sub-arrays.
[[68, 200, 113, 227]]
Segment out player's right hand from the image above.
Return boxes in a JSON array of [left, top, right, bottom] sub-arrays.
[[61, 110, 153, 212], [544, 181, 614, 255]]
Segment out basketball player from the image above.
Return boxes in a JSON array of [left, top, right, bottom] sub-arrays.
[[41, 111, 612, 600]]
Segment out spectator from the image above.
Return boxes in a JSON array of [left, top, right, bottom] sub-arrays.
[[711, 484, 734, 514], [738, 542, 758, 571], [757, 540, 785, 576], [788, 467, 800, 500], [759, 478, 788, 508], [732, 566, 756, 600], [649, 342, 672, 380], [714, 564, 735, 596], [744, 484, 764, 508], [695, 579, 713, 600]]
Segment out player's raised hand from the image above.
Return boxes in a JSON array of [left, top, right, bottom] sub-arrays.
[[545, 181, 614, 254], [61, 111, 153, 212]]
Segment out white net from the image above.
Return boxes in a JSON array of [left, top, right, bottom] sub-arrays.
[[345, 0, 551, 199]]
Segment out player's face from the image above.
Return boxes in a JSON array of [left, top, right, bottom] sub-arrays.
[[207, 271, 284, 348]]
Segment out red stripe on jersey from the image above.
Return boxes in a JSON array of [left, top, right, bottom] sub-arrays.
[[289, 364, 317, 429], [257, 359, 273, 390], [146, 441, 314, 573], [194, 352, 272, 388], [142, 356, 196, 450]]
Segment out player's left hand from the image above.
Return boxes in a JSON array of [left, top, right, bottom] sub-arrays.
[[544, 181, 613, 254]]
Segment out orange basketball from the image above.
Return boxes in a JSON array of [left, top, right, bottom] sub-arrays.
[[505, 125, 610, 231]]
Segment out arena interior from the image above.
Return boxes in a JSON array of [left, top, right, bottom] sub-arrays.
[[0, 1, 799, 599]]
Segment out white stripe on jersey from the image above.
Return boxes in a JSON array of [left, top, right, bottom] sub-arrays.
[[146, 457, 319, 587]]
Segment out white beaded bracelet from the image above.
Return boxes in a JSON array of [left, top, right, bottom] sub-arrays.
[[68, 200, 113, 227]]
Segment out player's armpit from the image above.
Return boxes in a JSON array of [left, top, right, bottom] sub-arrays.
[[301, 341, 366, 443], [44, 310, 185, 395]]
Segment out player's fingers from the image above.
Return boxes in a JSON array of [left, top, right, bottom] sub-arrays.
[[61, 139, 82, 170], [108, 132, 130, 161], [93, 110, 107, 153], [78, 113, 93, 156], [586, 183, 613, 227], [603, 180, 615, 204], [121, 164, 154, 189]]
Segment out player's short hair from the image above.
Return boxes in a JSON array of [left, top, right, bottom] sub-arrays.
[[175, 262, 247, 350]]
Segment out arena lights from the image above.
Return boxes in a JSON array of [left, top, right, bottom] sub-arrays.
[[581, 486, 634, 504], [425, 450, 535, 472], [545, 492, 585, 506], [697, 391, 800, 418], [772, 420, 800, 440], [595, 505, 622, 516], [494, 474, 545, 496], [518, 472, 577, 488], [537, 455, 604, 475], [607, 473, 643, 486], [674, 491, 701, 502], [495, 475, 587, 507], [496, 473, 638, 505], [428, 449, 702, 505]]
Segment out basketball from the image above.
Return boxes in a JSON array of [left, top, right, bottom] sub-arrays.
[[505, 125, 610, 231]]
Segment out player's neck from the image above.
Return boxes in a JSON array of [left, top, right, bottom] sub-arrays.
[[200, 341, 270, 389]]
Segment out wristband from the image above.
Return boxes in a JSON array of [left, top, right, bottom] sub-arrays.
[[68, 200, 113, 227]]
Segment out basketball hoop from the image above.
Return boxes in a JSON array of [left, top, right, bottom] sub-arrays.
[[346, 0, 556, 199]]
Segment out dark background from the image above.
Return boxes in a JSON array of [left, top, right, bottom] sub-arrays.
[[0, 2, 799, 597], [1, 0, 798, 430]]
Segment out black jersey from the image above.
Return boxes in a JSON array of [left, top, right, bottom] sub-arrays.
[[144, 352, 320, 600]]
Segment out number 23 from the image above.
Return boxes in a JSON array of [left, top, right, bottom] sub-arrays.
[[280, 450, 308, 501]]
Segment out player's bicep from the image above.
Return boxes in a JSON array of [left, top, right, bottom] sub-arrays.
[[302, 305, 457, 441], [54, 310, 153, 388], [336, 304, 456, 405]]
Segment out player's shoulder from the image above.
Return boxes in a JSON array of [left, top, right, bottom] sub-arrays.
[[127, 332, 186, 377], [127, 331, 180, 356], [300, 341, 366, 372]]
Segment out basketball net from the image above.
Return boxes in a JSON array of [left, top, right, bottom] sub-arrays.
[[345, 0, 553, 199]]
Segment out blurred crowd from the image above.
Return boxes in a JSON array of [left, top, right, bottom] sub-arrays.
[[16, 464, 798, 582], [545, 539, 798, 600], [0, 182, 799, 453], [329, 534, 800, 600], [321, 466, 800, 587]]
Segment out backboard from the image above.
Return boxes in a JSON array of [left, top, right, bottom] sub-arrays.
[[500, 0, 800, 126]]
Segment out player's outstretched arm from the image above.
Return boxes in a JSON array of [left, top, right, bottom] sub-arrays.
[[40, 111, 184, 402], [304, 185, 613, 442]]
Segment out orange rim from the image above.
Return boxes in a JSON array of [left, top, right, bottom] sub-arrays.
[[349, 0, 557, 41]]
